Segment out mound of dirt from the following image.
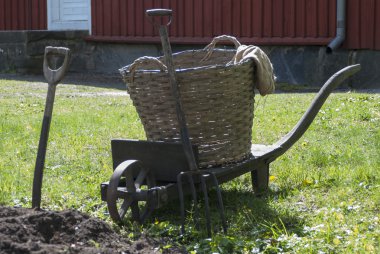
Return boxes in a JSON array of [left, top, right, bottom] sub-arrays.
[[0, 206, 185, 254]]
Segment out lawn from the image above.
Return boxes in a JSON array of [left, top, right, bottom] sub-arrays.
[[0, 78, 379, 253]]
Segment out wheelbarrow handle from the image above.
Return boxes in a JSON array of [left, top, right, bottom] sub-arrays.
[[43, 46, 71, 85]]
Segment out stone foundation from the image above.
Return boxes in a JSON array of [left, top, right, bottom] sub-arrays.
[[0, 31, 379, 89]]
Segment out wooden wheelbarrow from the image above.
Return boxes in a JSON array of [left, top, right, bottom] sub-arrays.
[[100, 9, 361, 237]]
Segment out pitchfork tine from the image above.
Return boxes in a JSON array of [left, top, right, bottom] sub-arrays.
[[177, 172, 186, 235], [186, 172, 199, 229], [209, 172, 227, 234], [200, 174, 212, 237]]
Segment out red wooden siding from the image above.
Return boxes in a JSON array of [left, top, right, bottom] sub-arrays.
[[0, 0, 379, 50], [89, 0, 337, 45], [0, 0, 47, 30], [88, 0, 380, 50], [345, 0, 380, 50]]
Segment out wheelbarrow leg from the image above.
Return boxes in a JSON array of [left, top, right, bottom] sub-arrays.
[[251, 161, 270, 195]]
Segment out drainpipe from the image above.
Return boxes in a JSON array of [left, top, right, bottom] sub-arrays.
[[326, 0, 346, 54]]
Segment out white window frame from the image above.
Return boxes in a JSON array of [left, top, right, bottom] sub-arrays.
[[47, 0, 91, 32]]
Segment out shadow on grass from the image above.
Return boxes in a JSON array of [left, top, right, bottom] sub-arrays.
[[0, 72, 126, 90], [145, 185, 306, 239]]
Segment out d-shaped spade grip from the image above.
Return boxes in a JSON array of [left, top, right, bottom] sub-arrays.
[[43, 46, 71, 85]]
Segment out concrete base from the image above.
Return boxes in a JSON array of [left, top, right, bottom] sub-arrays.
[[0, 31, 379, 89]]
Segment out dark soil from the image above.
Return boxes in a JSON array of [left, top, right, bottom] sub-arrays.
[[0, 206, 186, 254]]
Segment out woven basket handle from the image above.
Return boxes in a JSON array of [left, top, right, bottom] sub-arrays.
[[201, 35, 241, 62], [128, 56, 167, 83]]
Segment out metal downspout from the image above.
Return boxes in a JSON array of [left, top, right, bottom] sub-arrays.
[[326, 0, 346, 53]]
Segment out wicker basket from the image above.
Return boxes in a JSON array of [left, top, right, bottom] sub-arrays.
[[120, 36, 255, 168]]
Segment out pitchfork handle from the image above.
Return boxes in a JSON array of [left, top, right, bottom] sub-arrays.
[[146, 9, 198, 171], [146, 9, 172, 17], [145, 9, 172, 27]]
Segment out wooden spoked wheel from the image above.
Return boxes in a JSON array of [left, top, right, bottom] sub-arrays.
[[106, 160, 156, 223]]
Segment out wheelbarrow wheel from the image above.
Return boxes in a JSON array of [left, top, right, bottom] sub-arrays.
[[106, 160, 156, 223]]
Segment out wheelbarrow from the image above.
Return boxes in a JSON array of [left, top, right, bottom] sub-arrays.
[[100, 9, 361, 236]]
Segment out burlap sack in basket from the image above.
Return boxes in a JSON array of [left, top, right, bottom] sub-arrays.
[[120, 35, 273, 168]]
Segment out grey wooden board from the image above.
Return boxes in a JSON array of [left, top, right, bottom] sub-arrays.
[[111, 139, 199, 182]]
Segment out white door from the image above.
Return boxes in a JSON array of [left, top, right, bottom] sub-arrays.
[[47, 0, 91, 31]]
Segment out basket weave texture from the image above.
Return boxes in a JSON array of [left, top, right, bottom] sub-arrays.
[[120, 44, 255, 168]]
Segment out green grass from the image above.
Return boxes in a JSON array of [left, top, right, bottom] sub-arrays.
[[0, 79, 379, 253]]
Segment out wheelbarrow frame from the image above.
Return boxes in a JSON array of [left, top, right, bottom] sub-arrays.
[[100, 64, 361, 234]]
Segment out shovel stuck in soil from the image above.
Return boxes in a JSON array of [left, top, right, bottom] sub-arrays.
[[32, 46, 71, 209]]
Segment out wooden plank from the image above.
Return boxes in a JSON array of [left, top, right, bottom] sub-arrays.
[[32, 0, 40, 29], [103, 0, 112, 36], [328, 0, 336, 37], [375, 0, 380, 49], [119, 0, 127, 36], [232, 0, 241, 36], [283, 0, 295, 37], [18, 0, 26, 29], [222, 0, 232, 35], [111, 139, 199, 182], [135, 0, 144, 36], [184, 0, 194, 37], [273, 0, 284, 37], [203, 0, 213, 37], [95, 0, 104, 36], [127, 0, 135, 36], [263, 0, 272, 37], [0, 0, 5, 29], [305, 0, 318, 37], [252, 0, 263, 37], [40, 0, 47, 29], [177, 0, 185, 37], [295, 0, 305, 37], [194, 0, 203, 37], [241, 0, 251, 37], [26, 0, 32, 30], [345, 0, 360, 48], [143, 0, 154, 36], [5, 0, 11, 29], [213, 0, 222, 36], [318, 0, 329, 37], [11, 0, 18, 29], [162, 0, 170, 9], [360, 0, 375, 49], [91, 0, 96, 35], [111, 0, 120, 36]]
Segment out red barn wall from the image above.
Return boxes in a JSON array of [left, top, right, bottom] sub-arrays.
[[0, 0, 379, 50], [0, 0, 47, 30], [88, 0, 380, 50], [89, 0, 335, 45], [345, 0, 380, 50]]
